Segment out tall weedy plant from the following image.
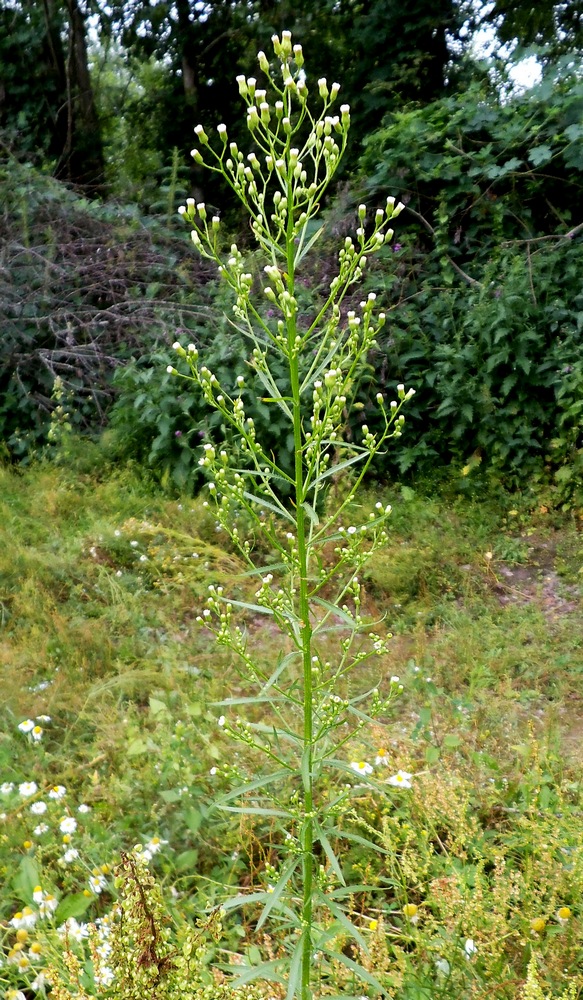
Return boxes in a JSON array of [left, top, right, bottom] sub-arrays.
[[169, 30, 414, 1000]]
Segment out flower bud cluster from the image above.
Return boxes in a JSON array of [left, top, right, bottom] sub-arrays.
[[318, 694, 348, 730], [180, 31, 354, 275]]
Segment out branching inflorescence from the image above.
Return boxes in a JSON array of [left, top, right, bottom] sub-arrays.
[[169, 29, 414, 1000]]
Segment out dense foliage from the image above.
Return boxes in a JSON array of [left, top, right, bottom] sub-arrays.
[[2, 58, 583, 503], [1, 3, 582, 500], [358, 61, 583, 492]]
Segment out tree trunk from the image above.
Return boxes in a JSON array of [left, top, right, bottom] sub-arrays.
[[174, 0, 199, 107], [55, 0, 105, 194]]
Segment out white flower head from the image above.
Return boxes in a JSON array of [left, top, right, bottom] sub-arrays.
[[350, 761, 373, 776], [60, 816, 77, 834], [10, 906, 37, 929], [144, 835, 168, 856], [49, 785, 66, 799], [18, 719, 35, 733], [19, 781, 38, 797], [464, 938, 477, 958], [89, 874, 107, 894], [30, 801, 47, 815], [387, 770, 413, 789], [58, 917, 88, 941], [38, 894, 58, 917]]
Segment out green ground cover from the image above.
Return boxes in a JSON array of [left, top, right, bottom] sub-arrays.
[[0, 459, 582, 999]]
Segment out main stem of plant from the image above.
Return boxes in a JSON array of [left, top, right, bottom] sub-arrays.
[[286, 197, 314, 1000]]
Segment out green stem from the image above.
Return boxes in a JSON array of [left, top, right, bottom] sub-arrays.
[[285, 182, 314, 1000]]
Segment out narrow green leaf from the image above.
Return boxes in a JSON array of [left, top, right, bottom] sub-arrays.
[[248, 721, 303, 746], [253, 368, 293, 419], [301, 342, 345, 393], [256, 856, 300, 930], [322, 824, 388, 855], [220, 805, 292, 817], [314, 822, 346, 886], [213, 695, 290, 706], [225, 598, 274, 615], [214, 769, 291, 805], [327, 881, 396, 899], [323, 994, 379, 1000], [320, 893, 369, 954], [285, 936, 304, 1000], [221, 889, 277, 912], [321, 945, 384, 993], [259, 651, 299, 697], [242, 491, 295, 523], [308, 450, 367, 488], [230, 959, 286, 988], [236, 562, 288, 577], [295, 220, 325, 266], [301, 500, 320, 525], [311, 597, 356, 626]]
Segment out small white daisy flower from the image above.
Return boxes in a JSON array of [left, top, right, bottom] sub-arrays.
[[39, 894, 58, 917], [144, 835, 168, 855], [387, 770, 413, 789], [350, 761, 373, 776], [10, 907, 37, 929], [89, 874, 107, 894], [58, 917, 88, 941]]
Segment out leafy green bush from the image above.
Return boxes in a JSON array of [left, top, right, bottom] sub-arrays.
[[358, 62, 583, 494], [371, 239, 583, 485]]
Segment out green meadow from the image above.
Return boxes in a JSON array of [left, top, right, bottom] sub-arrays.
[[1, 458, 582, 999]]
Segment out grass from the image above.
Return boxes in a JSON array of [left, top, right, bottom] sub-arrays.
[[1, 456, 582, 999]]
